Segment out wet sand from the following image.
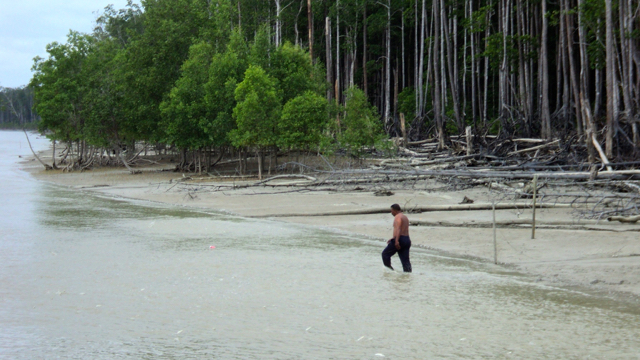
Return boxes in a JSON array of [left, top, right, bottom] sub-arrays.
[[23, 149, 640, 298]]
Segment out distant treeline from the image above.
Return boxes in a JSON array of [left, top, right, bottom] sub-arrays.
[[29, 0, 639, 164], [0, 87, 39, 129]]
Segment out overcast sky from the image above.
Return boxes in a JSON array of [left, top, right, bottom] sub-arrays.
[[1, 0, 134, 88]]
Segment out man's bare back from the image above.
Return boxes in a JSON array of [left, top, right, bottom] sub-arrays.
[[394, 213, 410, 237], [382, 204, 412, 272]]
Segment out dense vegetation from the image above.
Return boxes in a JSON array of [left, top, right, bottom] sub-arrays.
[[27, 0, 640, 172], [0, 87, 38, 129]]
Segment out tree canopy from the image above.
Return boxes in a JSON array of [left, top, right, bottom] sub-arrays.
[[27, 0, 640, 162]]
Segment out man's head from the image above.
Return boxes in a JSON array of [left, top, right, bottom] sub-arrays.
[[390, 203, 402, 216]]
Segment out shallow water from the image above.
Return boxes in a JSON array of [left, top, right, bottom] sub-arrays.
[[1, 131, 639, 359]]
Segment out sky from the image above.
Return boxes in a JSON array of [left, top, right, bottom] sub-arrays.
[[0, 0, 133, 88]]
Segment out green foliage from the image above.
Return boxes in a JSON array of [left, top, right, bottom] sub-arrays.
[[116, 0, 210, 142], [397, 87, 416, 123], [270, 42, 324, 104], [160, 42, 214, 150], [81, 38, 128, 147], [339, 86, 385, 156], [230, 65, 281, 148], [249, 26, 273, 70], [278, 91, 329, 150], [94, 1, 143, 46], [204, 30, 249, 146], [30, 32, 94, 143], [579, 0, 606, 70]]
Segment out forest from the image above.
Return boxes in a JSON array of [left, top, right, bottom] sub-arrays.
[[0, 87, 38, 129], [27, 0, 640, 175]]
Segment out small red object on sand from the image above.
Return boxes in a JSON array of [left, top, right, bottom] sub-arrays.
[[210, 246, 216, 249]]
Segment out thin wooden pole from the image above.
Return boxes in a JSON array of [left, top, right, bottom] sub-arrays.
[[493, 201, 497, 264], [531, 175, 538, 239]]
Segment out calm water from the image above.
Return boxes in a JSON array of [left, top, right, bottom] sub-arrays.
[[1, 130, 639, 359]]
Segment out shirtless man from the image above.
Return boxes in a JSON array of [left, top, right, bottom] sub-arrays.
[[381, 204, 412, 272]]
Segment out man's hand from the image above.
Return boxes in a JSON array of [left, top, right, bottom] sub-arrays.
[[395, 241, 401, 250]]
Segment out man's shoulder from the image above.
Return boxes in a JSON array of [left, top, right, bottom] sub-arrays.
[[395, 213, 408, 220]]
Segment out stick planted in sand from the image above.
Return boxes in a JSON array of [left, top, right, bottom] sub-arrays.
[[532, 175, 538, 239], [493, 201, 497, 265]]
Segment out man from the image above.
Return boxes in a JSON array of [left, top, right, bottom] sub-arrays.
[[382, 204, 412, 272]]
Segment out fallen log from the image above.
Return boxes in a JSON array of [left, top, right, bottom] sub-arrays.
[[508, 139, 560, 156], [332, 168, 640, 180], [591, 133, 612, 172], [254, 174, 317, 185], [409, 154, 479, 167], [411, 219, 600, 227], [407, 138, 437, 146], [252, 202, 570, 218], [607, 215, 640, 223], [410, 219, 640, 232]]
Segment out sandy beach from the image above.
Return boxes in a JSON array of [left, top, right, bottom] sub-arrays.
[[22, 147, 640, 299]]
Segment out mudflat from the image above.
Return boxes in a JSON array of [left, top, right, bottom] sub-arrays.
[[24, 148, 640, 298]]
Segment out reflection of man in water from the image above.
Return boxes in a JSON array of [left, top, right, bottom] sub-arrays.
[[382, 204, 412, 272]]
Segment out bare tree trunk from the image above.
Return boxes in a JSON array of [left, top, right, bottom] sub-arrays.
[[336, 0, 341, 104], [594, 18, 603, 119], [605, 0, 619, 157], [417, 0, 426, 117], [363, 1, 368, 95], [470, 0, 477, 127], [539, 0, 551, 138], [401, 7, 405, 89], [578, 0, 597, 165], [564, 0, 583, 136], [257, 149, 263, 180], [442, 2, 461, 131], [394, 65, 399, 127], [499, 0, 509, 130], [275, 0, 281, 47], [517, 1, 528, 133], [326, 17, 334, 101], [414, 0, 418, 115], [52, 139, 58, 169], [307, 0, 313, 59], [560, 13, 570, 130], [483, 9, 490, 125], [384, 0, 391, 127], [433, 0, 445, 149], [619, 0, 633, 124], [295, 0, 304, 46]]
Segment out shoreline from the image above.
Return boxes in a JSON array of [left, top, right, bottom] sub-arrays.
[[21, 144, 640, 300]]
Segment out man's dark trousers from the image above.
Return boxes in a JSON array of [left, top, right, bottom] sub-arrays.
[[382, 235, 412, 272]]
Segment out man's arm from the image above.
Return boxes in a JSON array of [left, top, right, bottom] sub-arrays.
[[393, 216, 401, 249]]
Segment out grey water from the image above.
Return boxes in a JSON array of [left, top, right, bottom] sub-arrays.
[[1, 130, 639, 359]]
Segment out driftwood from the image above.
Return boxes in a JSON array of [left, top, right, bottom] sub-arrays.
[[591, 134, 612, 172], [409, 154, 479, 167], [407, 138, 436, 146], [252, 202, 570, 218], [254, 174, 317, 185], [508, 139, 560, 156], [607, 215, 640, 223]]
